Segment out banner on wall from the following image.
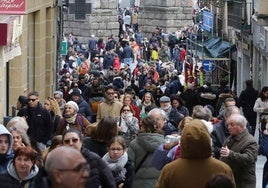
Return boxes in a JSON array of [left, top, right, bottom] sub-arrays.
[[0, 0, 26, 15]]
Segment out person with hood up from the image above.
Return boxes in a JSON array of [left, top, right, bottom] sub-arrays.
[[0, 146, 39, 188], [127, 115, 164, 188], [155, 119, 234, 188], [0, 124, 14, 174]]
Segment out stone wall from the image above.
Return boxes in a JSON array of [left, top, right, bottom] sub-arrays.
[[63, 0, 193, 44], [140, 0, 193, 37], [63, 0, 119, 44]]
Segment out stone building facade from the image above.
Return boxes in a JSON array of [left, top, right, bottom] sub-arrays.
[[0, 0, 59, 122], [63, 0, 193, 44]]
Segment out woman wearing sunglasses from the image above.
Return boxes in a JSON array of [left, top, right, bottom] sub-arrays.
[[118, 105, 139, 147]]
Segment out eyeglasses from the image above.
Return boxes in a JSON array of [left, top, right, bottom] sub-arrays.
[[28, 98, 37, 102], [57, 163, 90, 174], [63, 138, 79, 144], [109, 147, 124, 152], [106, 92, 115, 95], [123, 109, 130, 112]]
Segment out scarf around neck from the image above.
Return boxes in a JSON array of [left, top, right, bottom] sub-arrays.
[[64, 113, 78, 124], [102, 152, 128, 171]]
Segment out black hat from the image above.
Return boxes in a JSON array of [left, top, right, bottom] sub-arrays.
[[71, 89, 81, 96]]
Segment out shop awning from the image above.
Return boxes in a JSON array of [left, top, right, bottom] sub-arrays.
[[203, 37, 236, 58]]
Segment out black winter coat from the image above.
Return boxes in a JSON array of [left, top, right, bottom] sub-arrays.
[[211, 120, 230, 159], [26, 103, 52, 145], [81, 147, 116, 188]]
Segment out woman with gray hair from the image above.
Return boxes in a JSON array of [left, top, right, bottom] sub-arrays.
[[6, 116, 29, 132], [8, 126, 31, 151]]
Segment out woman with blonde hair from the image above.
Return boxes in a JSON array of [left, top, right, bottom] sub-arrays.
[[44, 97, 62, 135], [139, 92, 157, 119]]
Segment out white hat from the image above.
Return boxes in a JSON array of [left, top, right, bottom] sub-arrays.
[[65, 101, 79, 112]]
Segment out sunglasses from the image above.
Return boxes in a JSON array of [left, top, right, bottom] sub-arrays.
[[63, 138, 79, 144], [28, 98, 37, 102]]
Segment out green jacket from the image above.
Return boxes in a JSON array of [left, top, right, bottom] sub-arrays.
[[128, 133, 164, 188]]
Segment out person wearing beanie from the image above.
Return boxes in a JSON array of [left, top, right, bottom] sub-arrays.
[[70, 89, 92, 123], [156, 119, 234, 188], [56, 101, 90, 136]]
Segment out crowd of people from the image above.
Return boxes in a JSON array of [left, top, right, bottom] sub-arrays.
[[1, 23, 268, 188]]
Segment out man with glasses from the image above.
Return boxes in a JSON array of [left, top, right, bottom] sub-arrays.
[[40, 146, 89, 188], [62, 128, 116, 188], [96, 85, 123, 122], [26, 91, 52, 152]]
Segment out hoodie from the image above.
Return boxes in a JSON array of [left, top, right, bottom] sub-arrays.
[[156, 119, 234, 188], [180, 119, 212, 159], [0, 161, 39, 188], [0, 124, 14, 174]]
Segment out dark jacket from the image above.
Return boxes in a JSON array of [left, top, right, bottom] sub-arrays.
[[0, 162, 39, 188], [77, 98, 92, 122], [103, 52, 115, 70], [81, 147, 116, 188], [238, 87, 259, 127], [176, 105, 190, 117], [26, 103, 52, 145], [167, 107, 183, 128], [83, 137, 108, 157], [162, 122, 178, 136], [122, 45, 133, 59], [168, 79, 182, 95], [180, 89, 199, 115], [211, 120, 230, 159], [220, 129, 258, 188]]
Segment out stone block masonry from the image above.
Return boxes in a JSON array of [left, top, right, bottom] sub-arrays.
[[63, 0, 193, 44]]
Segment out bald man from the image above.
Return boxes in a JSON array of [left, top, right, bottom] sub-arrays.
[[45, 146, 89, 188]]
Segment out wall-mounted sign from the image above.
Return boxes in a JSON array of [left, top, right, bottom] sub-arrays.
[[202, 60, 216, 72], [0, 0, 26, 15]]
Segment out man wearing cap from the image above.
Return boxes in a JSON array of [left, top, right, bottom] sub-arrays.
[[159, 96, 183, 129], [71, 89, 92, 123]]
